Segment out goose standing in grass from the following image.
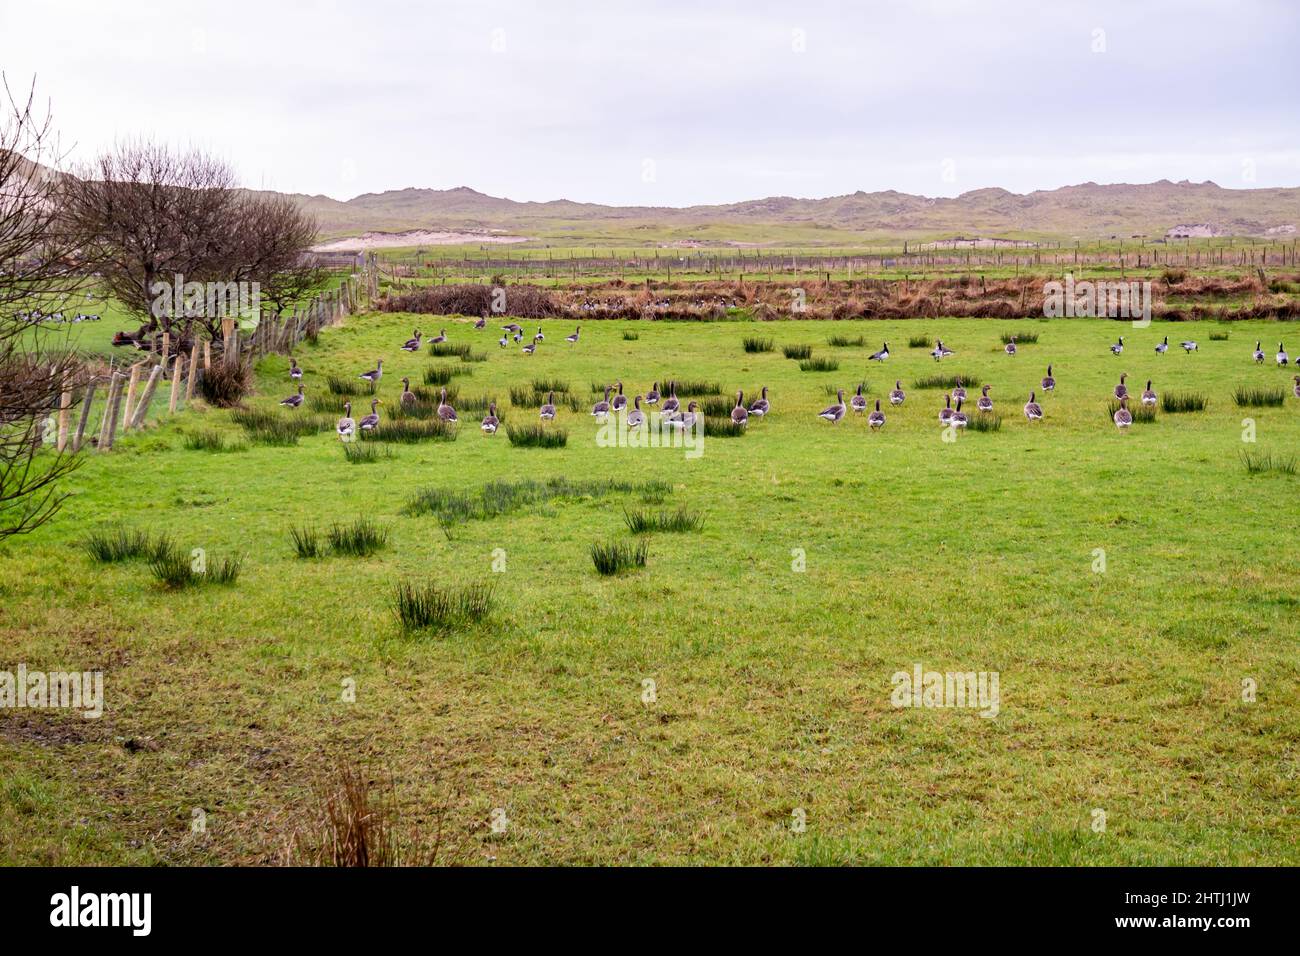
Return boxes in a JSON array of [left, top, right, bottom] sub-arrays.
[[565, 326, 581, 343], [1041, 364, 1055, 391], [513, 330, 524, 343], [611, 381, 627, 412], [400, 377, 416, 409], [951, 398, 968, 428], [731, 390, 748, 426], [430, 329, 447, 345], [592, 385, 612, 419], [1181, 339, 1198, 353], [533, 326, 544, 342], [522, 341, 537, 354], [1023, 391, 1043, 421], [748, 385, 770, 416], [360, 359, 383, 389], [938, 394, 954, 426], [1278, 342, 1289, 366], [1141, 380, 1157, 406], [1113, 396, 1133, 429], [502, 322, 521, 334], [1293, 375, 1300, 400], [818, 389, 846, 423], [868, 399, 886, 430], [850, 383, 868, 413], [480, 402, 499, 434], [336, 401, 355, 441], [539, 391, 557, 420], [280, 384, 304, 408], [952, 377, 967, 402], [680, 400, 700, 430], [1114, 373, 1129, 401], [660, 382, 680, 415], [1254, 341, 1266, 363], [931, 340, 954, 361], [401, 330, 422, 352], [289, 358, 303, 380], [1155, 335, 1168, 354], [437, 387, 457, 422], [474, 316, 487, 329], [498, 333, 508, 348], [889, 380, 905, 405], [645, 382, 661, 405], [1004, 335, 1017, 356], [627, 396, 645, 429], [359, 399, 382, 432], [869, 342, 890, 362], [977, 384, 993, 412], [1111, 336, 1124, 355]]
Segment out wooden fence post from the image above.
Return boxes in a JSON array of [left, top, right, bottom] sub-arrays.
[[55, 373, 72, 451], [203, 340, 211, 371], [122, 362, 143, 427], [128, 364, 164, 429], [73, 380, 96, 452], [187, 340, 201, 401], [100, 375, 125, 452], [169, 356, 184, 414]]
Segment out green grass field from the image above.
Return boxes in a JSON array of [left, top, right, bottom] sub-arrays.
[[2, 310, 1298, 865]]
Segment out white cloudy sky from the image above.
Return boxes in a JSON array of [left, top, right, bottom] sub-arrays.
[[2, 0, 1297, 205]]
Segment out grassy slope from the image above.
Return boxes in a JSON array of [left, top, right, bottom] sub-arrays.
[[2, 312, 1297, 865]]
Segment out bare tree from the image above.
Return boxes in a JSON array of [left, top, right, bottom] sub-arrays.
[[228, 193, 322, 318], [0, 76, 84, 539]]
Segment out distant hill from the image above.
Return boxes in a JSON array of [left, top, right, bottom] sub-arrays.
[[279, 179, 1300, 246]]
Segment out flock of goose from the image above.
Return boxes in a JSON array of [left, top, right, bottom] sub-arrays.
[[278, 326, 1300, 439]]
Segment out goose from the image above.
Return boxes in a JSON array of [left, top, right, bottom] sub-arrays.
[[473, 316, 487, 329], [1181, 340, 1198, 353], [1155, 335, 1168, 354], [1111, 336, 1124, 355], [498, 334, 508, 348], [1278, 342, 1289, 366], [430, 329, 447, 345], [1114, 373, 1129, 401], [952, 377, 967, 402], [336, 401, 355, 441], [611, 381, 627, 412], [660, 382, 680, 415], [951, 397, 968, 428], [480, 402, 499, 434], [359, 399, 382, 431], [522, 341, 537, 354], [667, 400, 700, 430], [931, 340, 954, 361], [1004, 335, 1017, 356], [565, 326, 581, 343], [1041, 364, 1055, 391], [850, 383, 868, 413], [645, 382, 661, 405], [938, 394, 954, 426], [868, 399, 886, 430], [1254, 341, 1266, 363], [680, 400, 700, 430], [1023, 391, 1043, 421], [889, 380, 905, 405], [748, 386, 770, 416], [289, 358, 303, 380], [591, 386, 612, 419], [502, 323, 522, 333], [818, 389, 846, 423], [400, 330, 422, 352], [400, 377, 416, 409], [731, 390, 748, 426], [359, 359, 383, 387], [1113, 396, 1133, 429], [279, 384, 304, 408], [1141, 379, 1157, 406], [627, 396, 645, 429], [1293, 375, 1300, 400], [539, 391, 557, 420], [869, 342, 890, 362], [533, 326, 544, 342], [513, 330, 523, 343], [436, 387, 457, 422], [976, 384, 993, 412]]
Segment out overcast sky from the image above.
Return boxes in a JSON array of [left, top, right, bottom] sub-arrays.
[[2, 0, 1297, 206]]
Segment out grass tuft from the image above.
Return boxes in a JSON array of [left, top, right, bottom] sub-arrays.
[[1000, 331, 1038, 344], [743, 336, 774, 353], [908, 335, 933, 348], [782, 344, 813, 360], [505, 423, 567, 447], [590, 538, 649, 575], [1233, 386, 1286, 408], [290, 526, 321, 558], [827, 334, 865, 347], [394, 581, 495, 634], [624, 506, 703, 533], [183, 430, 243, 452], [1241, 450, 1297, 475], [965, 413, 1002, 432], [912, 373, 978, 389], [1106, 401, 1157, 424], [799, 357, 839, 372], [1161, 391, 1208, 414], [703, 416, 746, 437], [326, 518, 389, 557]]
